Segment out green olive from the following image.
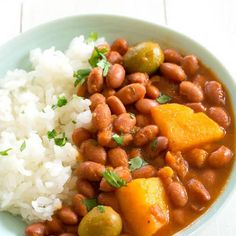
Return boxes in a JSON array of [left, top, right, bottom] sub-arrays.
[[123, 41, 164, 75], [78, 206, 122, 236]]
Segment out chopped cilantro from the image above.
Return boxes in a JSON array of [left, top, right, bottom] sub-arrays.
[[129, 156, 148, 172], [0, 148, 12, 156], [156, 94, 172, 104], [54, 132, 67, 147], [97, 205, 105, 213], [88, 47, 110, 76], [102, 169, 127, 188], [57, 96, 67, 107], [82, 198, 97, 211], [86, 32, 98, 43], [20, 141, 26, 152], [72, 120, 76, 124], [47, 129, 57, 139], [112, 134, 124, 145], [73, 68, 91, 87]]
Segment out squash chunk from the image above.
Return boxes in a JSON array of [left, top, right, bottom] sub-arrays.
[[116, 178, 169, 236], [151, 103, 224, 151]]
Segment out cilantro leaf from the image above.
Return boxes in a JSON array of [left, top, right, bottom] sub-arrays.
[[20, 141, 26, 152], [102, 169, 127, 188], [97, 205, 105, 213], [47, 129, 57, 139], [86, 32, 98, 43], [73, 68, 91, 87], [54, 132, 67, 147], [88, 47, 110, 76], [129, 156, 148, 172], [112, 134, 124, 145], [57, 96, 67, 107], [0, 148, 12, 156], [156, 94, 172, 104], [82, 198, 97, 211]]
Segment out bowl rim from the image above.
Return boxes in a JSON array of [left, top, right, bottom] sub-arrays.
[[0, 14, 235, 236]]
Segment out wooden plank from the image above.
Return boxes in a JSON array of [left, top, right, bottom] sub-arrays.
[[0, 0, 22, 46], [166, 0, 236, 77], [22, 0, 165, 31]]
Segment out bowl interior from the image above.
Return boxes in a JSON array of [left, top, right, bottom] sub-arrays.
[[0, 14, 235, 236]]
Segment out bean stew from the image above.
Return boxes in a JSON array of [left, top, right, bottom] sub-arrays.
[[25, 37, 235, 236]]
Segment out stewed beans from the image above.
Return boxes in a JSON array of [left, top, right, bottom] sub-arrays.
[[26, 37, 234, 236]]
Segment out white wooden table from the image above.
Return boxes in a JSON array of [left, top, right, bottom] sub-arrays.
[[1, 0, 236, 235]]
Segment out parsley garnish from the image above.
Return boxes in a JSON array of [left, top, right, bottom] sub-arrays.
[[151, 139, 158, 150], [73, 68, 91, 87], [47, 130, 67, 147], [97, 205, 105, 213], [112, 134, 124, 145], [156, 94, 172, 104], [82, 198, 97, 211], [20, 141, 26, 152], [52, 96, 68, 109], [0, 148, 12, 156], [86, 32, 98, 43], [102, 169, 127, 188], [72, 120, 76, 124], [129, 156, 148, 172], [88, 47, 110, 76]]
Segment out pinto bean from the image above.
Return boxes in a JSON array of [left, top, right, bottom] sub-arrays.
[[164, 48, 183, 65], [136, 114, 152, 127], [87, 67, 104, 94], [58, 207, 78, 225], [167, 182, 188, 207], [76, 161, 105, 181], [181, 55, 199, 76], [145, 136, 169, 159], [106, 51, 123, 65], [76, 179, 96, 198], [102, 87, 116, 98], [59, 233, 76, 236], [111, 38, 128, 55], [108, 147, 128, 168], [179, 81, 204, 102], [146, 84, 161, 99], [192, 74, 207, 89], [64, 225, 78, 234], [89, 93, 106, 111], [72, 127, 91, 147], [80, 139, 107, 165], [186, 148, 208, 168], [204, 81, 225, 105], [200, 169, 216, 188], [97, 129, 118, 148], [185, 102, 206, 112], [100, 167, 132, 192], [92, 103, 111, 131], [208, 145, 233, 168], [116, 83, 146, 105], [77, 83, 87, 97], [160, 63, 187, 82], [122, 133, 134, 146], [72, 194, 88, 216], [46, 216, 63, 234], [128, 148, 142, 159], [135, 98, 158, 114], [107, 95, 126, 115], [132, 165, 156, 179], [172, 209, 186, 225], [25, 223, 47, 236], [98, 192, 120, 212], [113, 113, 136, 133], [126, 72, 148, 85], [208, 106, 231, 129], [134, 125, 159, 146], [187, 178, 211, 202], [106, 64, 125, 89]]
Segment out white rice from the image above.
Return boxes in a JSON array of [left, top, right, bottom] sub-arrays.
[[0, 35, 105, 222]]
